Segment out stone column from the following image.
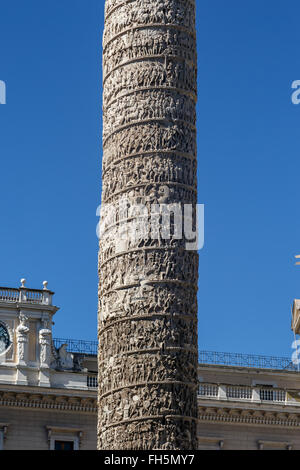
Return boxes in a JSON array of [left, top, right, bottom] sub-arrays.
[[98, 0, 198, 450]]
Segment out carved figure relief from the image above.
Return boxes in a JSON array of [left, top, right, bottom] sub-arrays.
[[98, 0, 198, 450], [39, 317, 52, 367], [16, 313, 30, 363]]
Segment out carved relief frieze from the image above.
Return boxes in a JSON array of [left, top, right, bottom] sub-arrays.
[[99, 0, 198, 450]]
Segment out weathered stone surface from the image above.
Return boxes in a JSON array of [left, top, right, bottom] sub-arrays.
[[98, 0, 198, 450]]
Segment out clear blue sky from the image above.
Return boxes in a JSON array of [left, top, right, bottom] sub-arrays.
[[0, 0, 300, 359]]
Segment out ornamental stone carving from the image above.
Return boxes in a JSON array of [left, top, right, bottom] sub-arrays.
[[16, 313, 29, 364], [39, 318, 52, 367], [98, 0, 198, 450]]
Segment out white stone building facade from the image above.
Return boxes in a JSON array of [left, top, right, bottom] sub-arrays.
[[1, 281, 300, 450], [0, 281, 97, 450]]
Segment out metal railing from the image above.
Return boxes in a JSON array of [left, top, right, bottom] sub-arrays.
[[51, 340, 297, 372], [53, 338, 98, 356], [198, 350, 297, 372]]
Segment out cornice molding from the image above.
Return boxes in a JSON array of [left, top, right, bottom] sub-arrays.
[[198, 406, 300, 428], [0, 390, 97, 413]]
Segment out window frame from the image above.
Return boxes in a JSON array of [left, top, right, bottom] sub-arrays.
[[258, 440, 293, 450], [46, 426, 83, 451], [54, 440, 75, 451], [0, 424, 9, 450]]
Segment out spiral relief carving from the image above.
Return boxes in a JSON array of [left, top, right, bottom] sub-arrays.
[[98, 0, 199, 450]]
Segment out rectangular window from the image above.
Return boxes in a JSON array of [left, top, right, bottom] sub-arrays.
[[0, 425, 8, 450], [54, 441, 74, 451], [47, 426, 82, 450]]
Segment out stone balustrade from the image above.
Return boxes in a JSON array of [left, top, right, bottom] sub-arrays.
[[198, 383, 291, 405], [0, 282, 53, 306]]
